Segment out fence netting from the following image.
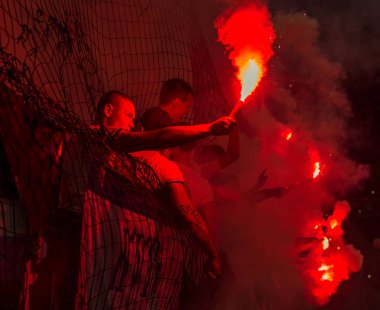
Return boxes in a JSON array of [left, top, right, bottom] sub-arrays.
[[0, 0, 228, 309]]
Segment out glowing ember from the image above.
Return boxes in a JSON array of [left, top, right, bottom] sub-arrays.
[[215, 4, 275, 103], [322, 237, 329, 250], [286, 132, 292, 141], [330, 219, 338, 229], [321, 271, 334, 282], [318, 264, 331, 272], [308, 148, 322, 180], [313, 162, 321, 179], [318, 263, 334, 282]]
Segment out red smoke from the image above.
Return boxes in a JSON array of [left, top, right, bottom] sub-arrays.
[[297, 201, 363, 305], [308, 146, 322, 179], [215, 4, 275, 101], [212, 5, 366, 308]]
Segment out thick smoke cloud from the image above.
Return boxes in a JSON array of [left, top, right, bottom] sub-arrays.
[[269, 0, 380, 79], [266, 12, 369, 195], [193, 0, 372, 308]]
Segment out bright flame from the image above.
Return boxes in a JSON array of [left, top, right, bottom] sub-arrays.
[[215, 4, 275, 103], [308, 148, 322, 179], [318, 263, 334, 281], [313, 162, 321, 179], [322, 237, 329, 250], [318, 264, 331, 272], [238, 58, 263, 101], [321, 271, 334, 282], [330, 219, 338, 229], [286, 132, 292, 141]]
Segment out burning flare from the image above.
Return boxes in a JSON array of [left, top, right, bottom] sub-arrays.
[[318, 263, 334, 282], [330, 219, 338, 229], [313, 162, 321, 179], [308, 147, 322, 180], [297, 201, 363, 305], [238, 58, 263, 101], [215, 4, 275, 102], [322, 237, 329, 250]]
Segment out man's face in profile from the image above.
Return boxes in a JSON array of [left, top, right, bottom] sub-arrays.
[[106, 96, 136, 131], [172, 94, 192, 122]]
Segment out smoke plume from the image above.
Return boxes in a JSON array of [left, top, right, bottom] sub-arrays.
[[208, 2, 369, 308]]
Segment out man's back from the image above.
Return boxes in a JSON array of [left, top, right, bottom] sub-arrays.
[[138, 107, 172, 131]]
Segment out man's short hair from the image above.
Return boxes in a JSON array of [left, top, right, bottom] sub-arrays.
[[95, 90, 132, 125], [159, 78, 194, 106]]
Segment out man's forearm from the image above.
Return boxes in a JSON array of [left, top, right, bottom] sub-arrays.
[[168, 183, 219, 259], [177, 202, 219, 258], [107, 116, 234, 153], [109, 124, 211, 152]]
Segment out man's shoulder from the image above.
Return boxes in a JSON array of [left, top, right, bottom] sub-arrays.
[[131, 150, 159, 159], [132, 152, 184, 183], [131, 150, 169, 166], [141, 107, 171, 121], [90, 125, 128, 141], [139, 107, 172, 130]]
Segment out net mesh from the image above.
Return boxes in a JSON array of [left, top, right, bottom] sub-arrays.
[[0, 0, 228, 308]]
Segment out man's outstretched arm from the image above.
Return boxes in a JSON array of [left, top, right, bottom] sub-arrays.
[[107, 117, 236, 153], [167, 182, 221, 278]]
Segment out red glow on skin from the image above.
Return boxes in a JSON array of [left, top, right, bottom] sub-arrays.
[[215, 4, 275, 102]]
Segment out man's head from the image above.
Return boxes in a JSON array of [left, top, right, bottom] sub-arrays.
[[159, 78, 193, 123], [95, 91, 135, 131]]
